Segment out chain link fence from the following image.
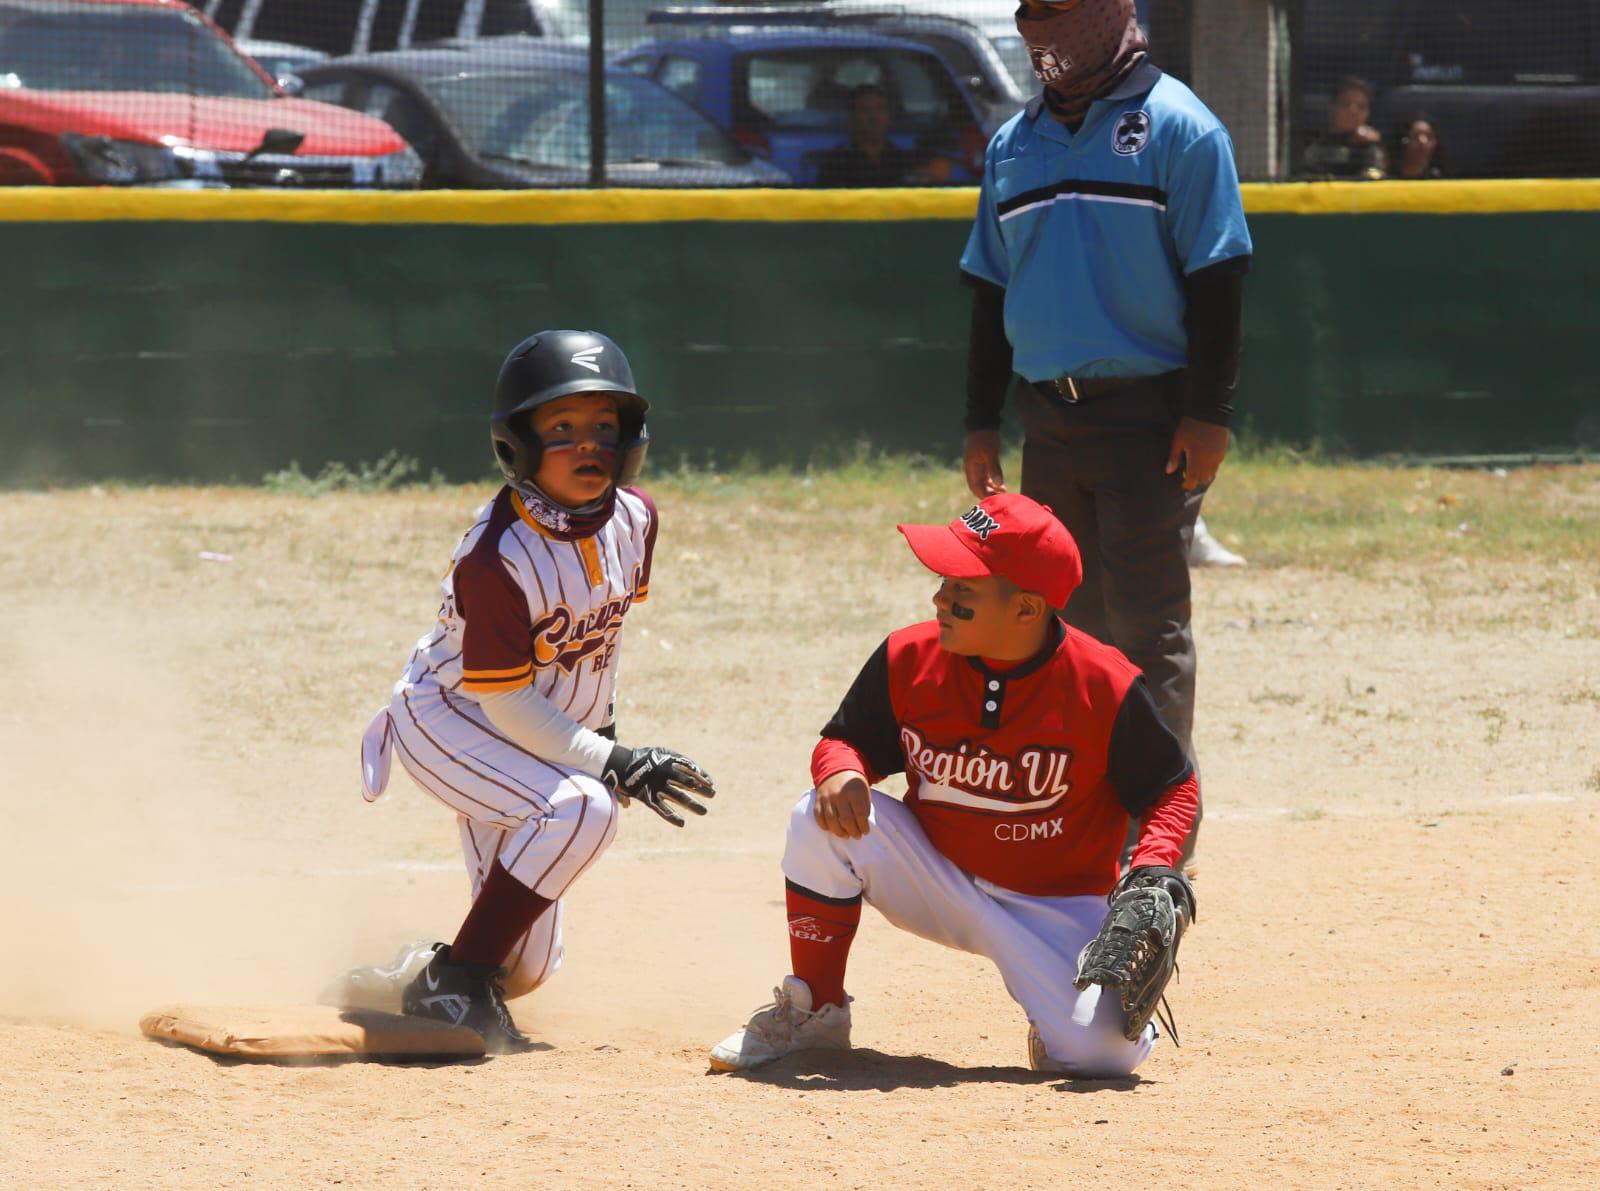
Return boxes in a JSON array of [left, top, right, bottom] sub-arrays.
[[1, 1, 1596, 189]]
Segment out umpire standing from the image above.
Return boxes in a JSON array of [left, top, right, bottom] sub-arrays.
[[959, 0, 1252, 871]]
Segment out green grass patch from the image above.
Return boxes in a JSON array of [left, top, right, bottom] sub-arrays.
[[54, 446, 1599, 572], [1202, 454, 1600, 569], [642, 450, 1600, 571]]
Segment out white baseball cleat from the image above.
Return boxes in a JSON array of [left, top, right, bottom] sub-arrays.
[[318, 939, 443, 1012], [1189, 516, 1247, 568], [709, 976, 852, 1072]]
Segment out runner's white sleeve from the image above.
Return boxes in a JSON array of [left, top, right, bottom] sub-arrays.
[[477, 685, 614, 776]]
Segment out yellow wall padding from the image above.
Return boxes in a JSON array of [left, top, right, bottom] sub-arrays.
[[3, 178, 1600, 225]]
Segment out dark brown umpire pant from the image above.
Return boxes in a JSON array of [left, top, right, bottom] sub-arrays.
[[1014, 376, 1204, 862]]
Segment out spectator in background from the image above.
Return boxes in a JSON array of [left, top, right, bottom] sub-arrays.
[[814, 84, 951, 187], [1393, 114, 1444, 179], [1302, 76, 1386, 180]]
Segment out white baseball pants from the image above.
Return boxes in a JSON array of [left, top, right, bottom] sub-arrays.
[[379, 683, 620, 999], [782, 789, 1156, 1077]]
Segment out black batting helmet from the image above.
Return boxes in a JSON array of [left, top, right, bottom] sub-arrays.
[[489, 330, 650, 488]]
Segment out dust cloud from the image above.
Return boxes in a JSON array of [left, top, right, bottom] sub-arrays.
[[0, 600, 387, 1030]]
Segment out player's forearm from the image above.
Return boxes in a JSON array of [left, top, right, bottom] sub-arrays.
[[1181, 257, 1249, 426], [1129, 772, 1199, 869], [477, 685, 614, 776], [811, 737, 877, 789], [963, 274, 1013, 432]]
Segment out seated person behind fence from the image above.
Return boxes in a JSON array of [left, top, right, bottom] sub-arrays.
[[1393, 113, 1444, 179], [814, 84, 950, 188], [1302, 76, 1386, 180]]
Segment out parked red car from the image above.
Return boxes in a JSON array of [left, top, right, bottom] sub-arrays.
[[0, 0, 421, 186]]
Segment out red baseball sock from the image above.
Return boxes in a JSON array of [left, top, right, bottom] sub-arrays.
[[450, 861, 553, 969], [785, 881, 861, 1009]]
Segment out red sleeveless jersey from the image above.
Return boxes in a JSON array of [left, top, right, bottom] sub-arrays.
[[811, 619, 1196, 897]]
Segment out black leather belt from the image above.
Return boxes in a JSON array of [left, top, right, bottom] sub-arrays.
[[1035, 374, 1155, 404]]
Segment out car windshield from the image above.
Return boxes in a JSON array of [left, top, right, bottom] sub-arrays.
[[424, 70, 746, 168], [742, 48, 962, 130], [0, 1, 271, 98], [991, 35, 1037, 98]]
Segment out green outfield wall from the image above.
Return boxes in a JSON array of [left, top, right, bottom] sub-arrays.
[[1, 182, 1595, 485]]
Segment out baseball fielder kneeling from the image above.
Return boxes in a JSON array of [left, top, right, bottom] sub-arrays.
[[711, 493, 1196, 1076]]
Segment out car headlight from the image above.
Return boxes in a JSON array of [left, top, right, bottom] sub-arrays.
[[355, 144, 424, 189], [60, 134, 184, 184]]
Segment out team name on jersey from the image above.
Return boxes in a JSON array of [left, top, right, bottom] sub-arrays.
[[900, 725, 1075, 814], [531, 563, 642, 673]]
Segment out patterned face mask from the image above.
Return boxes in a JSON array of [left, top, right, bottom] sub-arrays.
[[1014, 0, 1147, 126], [513, 478, 617, 540]]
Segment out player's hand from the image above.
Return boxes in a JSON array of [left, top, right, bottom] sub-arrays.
[[1165, 417, 1230, 490], [814, 770, 872, 839], [602, 744, 716, 827], [963, 430, 1007, 498]]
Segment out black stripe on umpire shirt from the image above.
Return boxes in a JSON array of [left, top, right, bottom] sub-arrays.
[[996, 178, 1169, 219]]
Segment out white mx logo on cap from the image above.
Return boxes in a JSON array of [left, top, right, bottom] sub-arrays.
[[960, 506, 1000, 540], [570, 346, 604, 372]]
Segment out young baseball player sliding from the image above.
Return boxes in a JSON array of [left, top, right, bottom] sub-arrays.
[[333, 330, 715, 1052], [710, 493, 1196, 1076]]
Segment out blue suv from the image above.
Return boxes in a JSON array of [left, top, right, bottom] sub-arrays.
[[616, 29, 992, 184]]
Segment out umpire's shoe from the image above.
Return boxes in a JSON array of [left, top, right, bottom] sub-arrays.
[[401, 944, 531, 1054]]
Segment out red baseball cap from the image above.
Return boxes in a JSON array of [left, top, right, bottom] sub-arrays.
[[896, 493, 1083, 608]]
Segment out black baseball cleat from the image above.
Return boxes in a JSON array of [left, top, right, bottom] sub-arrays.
[[401, 944, 532, 1054]]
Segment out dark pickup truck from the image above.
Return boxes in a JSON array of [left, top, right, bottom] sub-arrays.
[[1294, 0, 1600, 178]]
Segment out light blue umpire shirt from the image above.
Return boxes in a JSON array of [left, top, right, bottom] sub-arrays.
[[960, 61, 1253, 384]]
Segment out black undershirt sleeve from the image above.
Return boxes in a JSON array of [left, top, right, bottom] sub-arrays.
[[1182, 255, 1251, 426], [962, 272, 1013, 433], [819, 639, 905, 782], [1107, 678, 1195, 818]]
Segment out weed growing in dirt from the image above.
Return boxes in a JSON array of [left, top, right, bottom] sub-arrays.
[[1250, 689, 1304, 707], [263, 452, 448, 495]]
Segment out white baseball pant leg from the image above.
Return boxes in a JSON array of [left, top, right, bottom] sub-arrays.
[[388, 684, 619, 1000], [782, 789, 1155, 1077]]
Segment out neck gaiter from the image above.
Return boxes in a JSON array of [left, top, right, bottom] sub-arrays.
[[512, 480, 618, 541], [1015, 0, 1148, 127]]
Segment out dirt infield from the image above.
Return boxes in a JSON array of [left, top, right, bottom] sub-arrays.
[[2, 473, 1597, 1189]]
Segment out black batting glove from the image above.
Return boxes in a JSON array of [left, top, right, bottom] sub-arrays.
[[602, 744, 716, 827]]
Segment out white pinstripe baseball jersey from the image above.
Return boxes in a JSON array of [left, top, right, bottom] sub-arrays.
[[398, 484, 657, 732]]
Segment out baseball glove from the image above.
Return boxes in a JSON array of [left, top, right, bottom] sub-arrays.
[[1074, 865, 1196, 1044]]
